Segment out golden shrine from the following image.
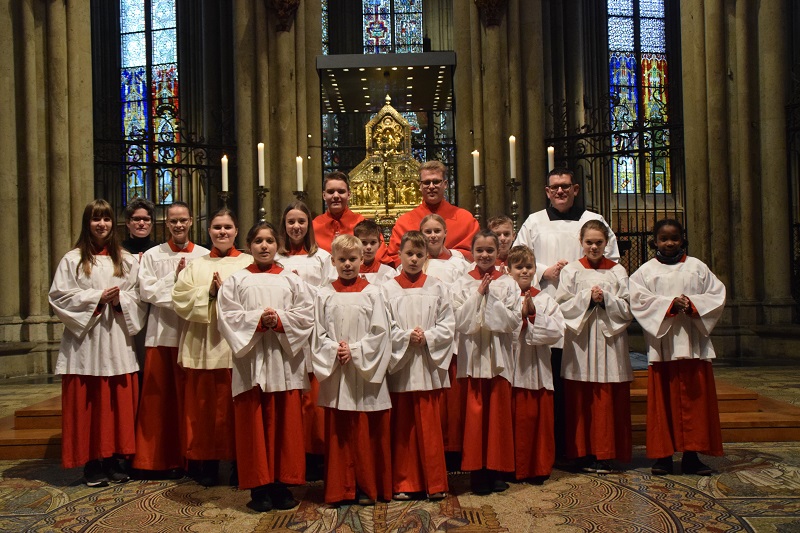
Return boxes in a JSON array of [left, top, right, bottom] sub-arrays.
[[348, 95, 422, 229]]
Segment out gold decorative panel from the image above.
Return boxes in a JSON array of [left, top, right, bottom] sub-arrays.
[[348, 96, 422, 225]]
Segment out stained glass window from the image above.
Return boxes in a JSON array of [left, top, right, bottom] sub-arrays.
[[362, 0, 423, 54], [608, 0, 670, 194], [120, 0, 180, 204]]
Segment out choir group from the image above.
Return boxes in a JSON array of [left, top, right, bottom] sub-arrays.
[[48, 164, 727, 513]]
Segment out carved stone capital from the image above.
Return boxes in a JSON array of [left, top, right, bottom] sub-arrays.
[[474, 0, 508, 27], [268, 0, 300, 32]]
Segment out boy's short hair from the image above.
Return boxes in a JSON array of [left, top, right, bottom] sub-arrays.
[[400, 230, 427, 252], [354, 219, 381, 239], [419, 213, 446, 230], [331, 234, 363, 257], [507, 245, 536, 267], [487, 215, 513, 230], [323, 171, 350, 190], [124, 197, 155, 221]]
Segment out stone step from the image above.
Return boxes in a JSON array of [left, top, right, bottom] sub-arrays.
[[630, 379, 760, 415], [12, 396, 61, 430]]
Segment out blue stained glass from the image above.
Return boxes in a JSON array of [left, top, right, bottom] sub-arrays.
[[121, 0, 145, 33], [609, 52, 636, 88], [608, 16, 634, 51], [639, 0, 664, 18], [363, 0, 391, 14], [151, 0, 176, 30], [394, 0, 421, 13], [607, 0, 633, 16], [322, 0, 329, 55], [121, 32, 146, 68], [363, 14, 392, 52], [121, 66, 147, 103], [152, 29, 178, 64], [641, 18, 665, 53], [395, 13, 422, 47]]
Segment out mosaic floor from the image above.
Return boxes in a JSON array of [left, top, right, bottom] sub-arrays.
[[0, 366, 798, 532]]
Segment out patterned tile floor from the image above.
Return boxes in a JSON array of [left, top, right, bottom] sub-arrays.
[[0, 365, 798, 532]]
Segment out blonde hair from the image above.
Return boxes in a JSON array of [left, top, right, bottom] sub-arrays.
[[331, 234, 363, 257], [420, 213, 446, 230], [419, 160, 447, 179]]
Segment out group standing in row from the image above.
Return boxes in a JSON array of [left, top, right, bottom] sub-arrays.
[[48, 162, 726, 513]]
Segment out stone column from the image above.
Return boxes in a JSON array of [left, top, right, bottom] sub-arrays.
[[295, 5, 309, 206], [507, 0, 523, 226], [520, 0, 546, 214], [704, 0, 732, 288], [276, 21, 298, 210], [233, 0, 256, 233], [469, 3, 485, 218], [254, 0, 271, 220], [0, 0, 21, 318], [758, 0, 793, 323], [304, 0, 323, 209], [481, 23, 504, 218], [681, 2, 711, 262], [734, 0, 759, 314], [453, 2, 474, 211]]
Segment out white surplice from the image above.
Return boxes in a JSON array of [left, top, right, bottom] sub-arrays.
[[276, 249, 336, 287], [422, 251, 471, 287], [171, 252, 253, 370], [217, 267, 314, 397], [629, 257, 726, 363], [49, 249, 147, 376], [311, 283, 393, 411], [511, 291, 564, 391], [452, 272, 523, 381], [556, 260, 633, 383], [359, 263, 397, 286], [139, 242, 209, 348], [382, 275, 456, 392]]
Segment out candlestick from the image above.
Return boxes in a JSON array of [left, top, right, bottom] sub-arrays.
[[218, 190, 231, 208], [221, 155, 229, 192], [507, 177, 520, 232], [256, 185, 269, 222], [471, 150, 481, 187], [295, 156, 304, 192], [472, 184, 485, 225], [547, 146, 555, 172], [292, 190, 309, 202], [257, 143, 265, 188], [509, 135, 516, 182]]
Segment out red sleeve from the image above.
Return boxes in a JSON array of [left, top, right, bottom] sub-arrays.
[[273, 315, 285, 333]]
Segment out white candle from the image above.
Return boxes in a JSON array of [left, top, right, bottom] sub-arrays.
[[221, 155, 229, 192], [471, 150, 481, 186], [295, 156, 304, 191], [257, 143, 265, 187], [509, 135, 516, 181], [547, 146, 555, 171]]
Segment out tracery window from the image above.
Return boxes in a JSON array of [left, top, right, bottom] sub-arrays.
[[608, 0, 671, 194], [120, 0, 180, 204], [362, 0, 423, 54]]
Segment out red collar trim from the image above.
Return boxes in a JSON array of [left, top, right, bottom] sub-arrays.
[[523, 287, 541, 297], [395, 271, 427, 288], [430, 248, 451, 260], [168, 239, 195, 253], [94, 246, 110, 256], [287, 246, 308, 256], [210, 247, 241, 258], [680, 254, 688, 263], [579, 256, 617, 270], [246, 263, 283, 274], [360, 260, 380, 274], [469, 266, 503, 280], [332, 277, 369, 292]]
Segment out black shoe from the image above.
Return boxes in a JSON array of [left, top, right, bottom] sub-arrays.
[[591, 460, 614, 475], [229, 462, 239, 487], [268, 483, 299, 510], [470, 469, 492, 495], [445, 451, 462, 473], [492, 479, 509, 492], [681, 452, 713, 476], [527, 475, 549, 485], [84, 460, 109, 487], [167, 468, 185, 480], [355, 488, 375, 506], [247, 486, 273, 513], [102, 457, 130, 483], [305, 454, 324, 482], [196, 460, 219, 487], [651, 456, 674, 476]]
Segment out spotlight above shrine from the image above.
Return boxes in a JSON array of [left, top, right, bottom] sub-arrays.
[[316, 52, 455, 114]]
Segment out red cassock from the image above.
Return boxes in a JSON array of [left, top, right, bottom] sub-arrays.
[[563, 379, 632, 462], [302, 375, 325, 455], [313, 208, 394, 266], [133, 346, 186, 470], [391, 391, 448, 495], [182, 368, 236, 461], [460, 376, 515, 472], [440, 360, 464, 452], [323, 408, 392, 503], [388, 201, 479, 264], [646, 359, 723, 458], [61, 374, 139, 469], [234, 387, 305, 489], [512, 387, 555, 479]]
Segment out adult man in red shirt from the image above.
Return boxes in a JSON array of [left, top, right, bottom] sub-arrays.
[[388, 161, 479, 263]]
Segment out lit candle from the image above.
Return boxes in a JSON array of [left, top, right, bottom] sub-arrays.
[[295, 156, 304, 192], [509, 135, 516, 181], [471, 150, 481, 186], [257, 143, 265, 188], [221, 155, 229, 192], [547, 146, 555, 171]]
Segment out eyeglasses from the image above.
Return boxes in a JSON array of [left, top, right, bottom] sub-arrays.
[[546, 183, 575, 192], [130, 216, 152, 223], [420, 179, 444, 187]]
